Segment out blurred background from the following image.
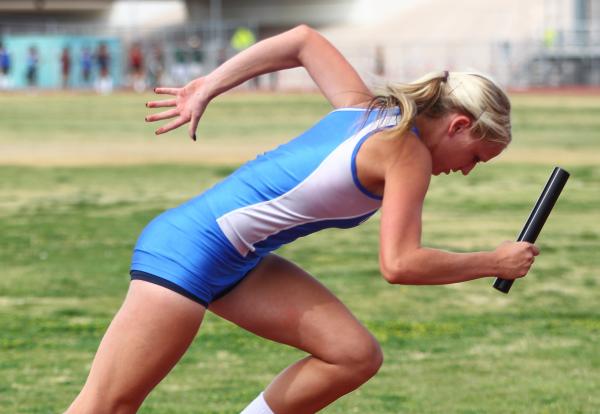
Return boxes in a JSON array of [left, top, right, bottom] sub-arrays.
[[1, 0, 600, 92]]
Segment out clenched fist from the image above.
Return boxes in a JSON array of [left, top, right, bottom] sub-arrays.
[[494, 241, 540, 280]]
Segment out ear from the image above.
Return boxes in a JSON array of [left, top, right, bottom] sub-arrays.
[[448, 115, 472, 137]]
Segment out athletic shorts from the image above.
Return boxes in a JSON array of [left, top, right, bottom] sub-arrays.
[[130, 200, 262, 307]]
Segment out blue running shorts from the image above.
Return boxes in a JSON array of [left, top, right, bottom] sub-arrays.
[[130, 197, 262, 307]]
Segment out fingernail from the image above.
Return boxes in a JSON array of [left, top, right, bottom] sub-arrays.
[[144, 117, 149, 122], [155, 130, 160, 135], [192, 134, 196, 141], [153, 87, 157, 93], [145, 102, 149, 107]]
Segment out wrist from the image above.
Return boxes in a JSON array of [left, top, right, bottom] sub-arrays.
[[487, 250, 501, 277], [185, 75, 216, 104], [200, 73, 219, 101]]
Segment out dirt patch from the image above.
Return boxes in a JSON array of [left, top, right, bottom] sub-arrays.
[[1, 142, 597, 167], [0, 141, 279, 166]]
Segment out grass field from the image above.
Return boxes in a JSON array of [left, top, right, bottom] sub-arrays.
[[1, 91, 599, 413]]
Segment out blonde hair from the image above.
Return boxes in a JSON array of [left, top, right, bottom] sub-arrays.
[[367, 71, 512, 145]]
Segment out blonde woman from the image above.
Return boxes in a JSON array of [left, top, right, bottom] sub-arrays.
[[66, 25, 539, 414]]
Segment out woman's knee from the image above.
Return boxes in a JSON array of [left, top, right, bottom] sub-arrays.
[[325, 330, 384, 382]]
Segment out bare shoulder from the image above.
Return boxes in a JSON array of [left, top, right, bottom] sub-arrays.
[[356, 129, 430, 197], [378, 130, 432, 175], [379, 130, 432, 210]]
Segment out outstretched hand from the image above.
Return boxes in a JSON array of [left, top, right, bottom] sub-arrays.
[[145, 77, 210, 140]]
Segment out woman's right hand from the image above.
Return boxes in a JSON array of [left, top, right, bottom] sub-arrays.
[[494, 241, 540, 280], [145, 76, 212, 140]]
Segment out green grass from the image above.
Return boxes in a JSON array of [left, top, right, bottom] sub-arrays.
[[1, 92, 599, 413]]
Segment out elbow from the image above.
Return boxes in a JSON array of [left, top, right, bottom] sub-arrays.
[[380, 256, 419, 285], [289, 24, 317, 61], [292, 24, 319, 47], [293, 24, 315, 37]]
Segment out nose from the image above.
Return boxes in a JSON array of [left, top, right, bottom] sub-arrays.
[[461, 163, 476, 176]]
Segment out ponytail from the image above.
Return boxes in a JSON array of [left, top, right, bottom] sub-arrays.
[[367, 70, 512, 145]]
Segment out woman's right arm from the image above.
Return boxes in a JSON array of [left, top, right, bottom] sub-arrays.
[[145, 25, 373, 139], [377, 135, 540, 285]]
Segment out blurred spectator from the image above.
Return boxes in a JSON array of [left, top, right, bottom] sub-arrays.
[[81, 46, 93, 87], [147, 43, 165, 88], [129, 42, 145, 92], [172, 45, 188, 85], [230, 27, 259, 89], [0, 41, 10, 90], [184, 34, 204, 80], [544, 28, 558, 48], [374, 45, 386, 77], [25, 46, 39, 88], [60, 46, 72, 89], [189, 47, 205, 80], [95, 42, 113, 94], [230, 27, 256, 52]]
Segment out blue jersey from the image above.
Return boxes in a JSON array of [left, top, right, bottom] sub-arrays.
[[207, 108, 398, 256], [131, 107, 400, 305], [0, 50, 10, 71]]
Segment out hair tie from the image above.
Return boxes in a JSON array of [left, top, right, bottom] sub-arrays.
[[442, 70, 449, 82]]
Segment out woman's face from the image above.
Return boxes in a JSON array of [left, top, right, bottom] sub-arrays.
[[429, 115, 506, 176]]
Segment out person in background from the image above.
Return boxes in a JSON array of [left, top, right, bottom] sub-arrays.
[[146, 43, 165, 89], [189, 46, 205, 80], [95, 42, 112, 94], [0, 41, 11, 90], [172, 45, 188, 85], [81, 46, 93, 87], [230, 27, 260, 89], [60, 46, 72, 89], [129, 42, 145, 93], [374, 45, 386, 77], [25, 45, 39, 88]]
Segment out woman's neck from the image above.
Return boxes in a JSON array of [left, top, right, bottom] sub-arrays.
[[414, 114, 448, 154]]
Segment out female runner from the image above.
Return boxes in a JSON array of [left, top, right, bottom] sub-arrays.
[[66, 25, 539, 414]]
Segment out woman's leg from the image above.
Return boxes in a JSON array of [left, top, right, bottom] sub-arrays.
[[65, 280, 206, 414], [210, 254, 383, 414]]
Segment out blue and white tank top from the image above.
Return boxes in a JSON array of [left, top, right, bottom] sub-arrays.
[[192, 107, 401, 258]]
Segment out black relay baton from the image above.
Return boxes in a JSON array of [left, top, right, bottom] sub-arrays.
[[493, 167, 570, 294]]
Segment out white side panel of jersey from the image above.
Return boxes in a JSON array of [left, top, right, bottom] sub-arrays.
[[217, 115, 396, 256]]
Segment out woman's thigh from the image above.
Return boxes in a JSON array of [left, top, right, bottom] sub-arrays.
[[209, 254, 377, 361], [70, 280, 206, 412]]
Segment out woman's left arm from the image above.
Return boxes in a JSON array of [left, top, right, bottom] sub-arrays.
[[146, 25, 373, 139]]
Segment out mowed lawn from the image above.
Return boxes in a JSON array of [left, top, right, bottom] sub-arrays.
[[0, 91, 599, 413]]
